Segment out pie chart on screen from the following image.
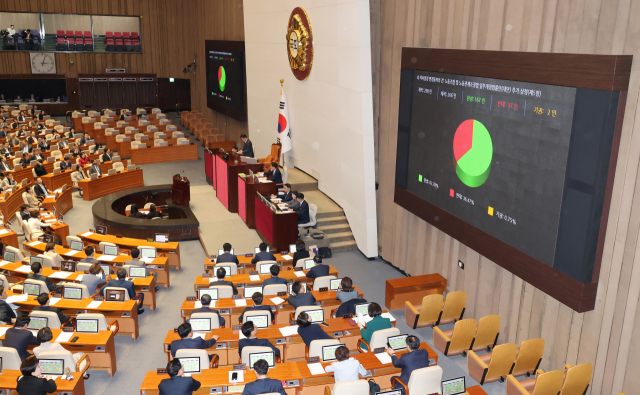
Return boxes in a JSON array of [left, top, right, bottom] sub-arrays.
[[453, 119, 493, 187]]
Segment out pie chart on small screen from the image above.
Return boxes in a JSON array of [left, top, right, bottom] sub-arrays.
[[453, 119, 493, 187]]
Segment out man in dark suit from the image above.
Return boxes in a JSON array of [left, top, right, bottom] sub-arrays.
[[19, 205, 30, 221], [0, 285, 17, 324], [287, 281, 316, 309], [238, 292, 274, 323], [306, 256, 330, 281], [242, 359, 287, 395], [37, 137, 50, 152], [210, 267, 238, 295], [237, 134, 254, 158], [262, 265, 287, 290], [146, 204, 162, 219], [19, 153, 32, 167], [279, 183, 293, 202], [217, 243, 239, 264], [57, 136, 69, 149], [238, 321, 280, 358], [79, 133, 91, 146], [32, 149, 44, 162], [33, 293, 72, 327], [80, 245, 100, 265], [192, 294, 225, 327], [60, 157, 73, 171], [26, 131, 37, 145], [28, 261, 62, 292], [159, 358, 202, 395], [88, 159, 102, 177], [7, 133, 19, 147], [263, 162, 282, 184], [34, 177, 48, 198], [0, 125, 8, 138], [4, 317, 41, 360], [0, 156, 12, 171], [170, 322, 219, 359], [388, 335, 430, 389], [102, 148, 113, 162], [102, 268, 145, 314], [251, 243, 276, 264], [293, 192, 310, 224]]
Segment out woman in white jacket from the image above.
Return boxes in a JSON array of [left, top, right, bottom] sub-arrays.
[[27, 209, 50, 240]]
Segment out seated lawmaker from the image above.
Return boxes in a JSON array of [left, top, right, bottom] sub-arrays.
[[0, 285, 17, 324], [287, 281, 316, 309], [60, 156, 73, 171], [129, 204, 146, 219], [103, 268, 145, 315], [211, 267, 238, 295], [33, 293, 72, 327], [293, 192, 310, 224], [336, 277, 359, 304], [325, 345, 368, 383], [238, 321, 280, 358], [170, 322, 219, 359], [28, 261, 61, 292], [262, 265, 286, 290], [193, 293, 225, 327], [287, 190, 300, 210], [238, 292, 274, 323], [102, 148, 113, 162], [4, 317, 41, 360], [251, 242, 275, 264], [388, 335, 430, 390], [275, 183, 292, 202], [159, 358, 201, 395], [306, 256, 330, 281], [146, 204, 162, 219], [242, 359, 286, 395], [217, 242, 239, 264], [357, 302, 392, 351], [34, 177, 49, 197], [291, 239, 309, 267], [34, 161, 47, 177], [296, 311, 333, 347], [263, 162, 282, 184], [0, 156, 13, 172]]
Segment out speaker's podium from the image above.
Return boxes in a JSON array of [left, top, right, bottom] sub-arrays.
[[172, 174, 190, 206]]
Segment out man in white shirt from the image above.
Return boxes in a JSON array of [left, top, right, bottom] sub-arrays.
[[6, 25, 15, 36]]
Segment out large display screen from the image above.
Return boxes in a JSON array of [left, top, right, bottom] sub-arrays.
[[396, 69, 619, 284], [205, 40, 247, 121]]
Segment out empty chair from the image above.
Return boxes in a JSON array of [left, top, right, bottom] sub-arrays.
[[293, 305, 321, 320], [468, 343, 518, 384], [173, 131, 185, 138], [51, 150, 63, 160], [438, 291, 467, 325], [312, 275, 337, 291], [0, 347, 22, 370], [177, 137, 189, 145], [511, 338, 545, 377], [66, 235, 82, 246], [115, 135, 131, 143], [326, 380, 370, 395], [208, 284, 234, 299], [471, 314, 500, 351], [558, 363, 593, 395], [166, 124, 177, 132], [105, 128, 118, 136], [190, 312, 221, 329], [391, 365, 443, 395], [357, 327, 400, 353], [5, 246, 25, 261], [153, 139, 165, 147], [506, 370, 564, 395], [99, 241, 116, 252], [64, 284, 93, 299], [433, 318, 477, 356], [146, 125, 158, 132], [152, 108, 161, 114], [405, 294, 443, 329], [84, 31, 93, 50], [154, 132, 167, 139], [38, 254, 55, 268], [113, 162, 124, 172]]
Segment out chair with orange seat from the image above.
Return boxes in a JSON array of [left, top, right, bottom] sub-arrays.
[[200, 129, 212, 145], [470, 314, 500, 351], [405, 294, 443, 329], [433, 318, 476, 356], [438, 290, 467, 325], [506, 369, 564, 395], [182, 113, 194, 128], [216, 134, 226, 142], [558, 363, 593, 395], [258, 143, 282, 166], [511, 338, 545, 377], [194, 123, 206, 139], [468, 342, 518, 384]]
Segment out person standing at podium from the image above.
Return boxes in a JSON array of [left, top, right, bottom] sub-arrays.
[[236, 134, 254, 158], [263, 162, 282, 184], [217, 243, 239, 264]]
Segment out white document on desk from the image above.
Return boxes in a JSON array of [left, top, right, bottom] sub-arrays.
[[44, 219, 57, 223], [194, 301, 202, 309], [278, 326, 299, 337], [86, 301, 103, 309], [375, 352, 393, 365], [270, 297, 285, 305], [6, 294, 28, 304], [0, 260, 11, 267], [249, 275, 260, 282], [15, 265, 32, 273], [0, 229, 9, 235], [141, 257, 155, 264], [307, 363, 326, 375], [27, 241, 43, 247], [208, 278, 218, 283], [55, 331, 73, 343], [281, 254, 293, 260], [294, 271, 305, 277], [0, 326, 9, 337], [81, 232, 94, 237], [97, 255, 115, 262], [234, 299, 247, 307], [64, 250, 80, 256], [381, 312, 396, 322], [192, 332, 207, 340], [49, 272, 71, 279], [49, 297, 62, 306]]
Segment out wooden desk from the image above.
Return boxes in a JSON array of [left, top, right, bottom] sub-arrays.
[[206, 140, 236, 152], [0, 225, 19, 248], [76, 232, 181, 271], [385, 274, 447, 311], [7, 152, 104, 186], [203, 254, 292, 273], [41, 161, 118, 191], [238, 176, 278, 229], [142, 343, 440, 395], [215, 153, 264, 213], [42, 185, 74, 216], [0, 370, 85, 395], [255, 195, 299, 251], [77, 169, 144, 201], [21, 240, 170, 290], [0, 325, 118, 376], [130, 143, 198, 165], [8, 291, 140, 340], [194, 265, 339, 291], [116, 137, 180, 158]]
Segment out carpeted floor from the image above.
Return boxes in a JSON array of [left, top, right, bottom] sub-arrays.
[[45, 113, 506, 395]]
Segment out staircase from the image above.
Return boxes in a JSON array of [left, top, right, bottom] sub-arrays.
[[316, 213, 357, 253]]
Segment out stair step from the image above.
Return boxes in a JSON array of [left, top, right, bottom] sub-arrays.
[[329, 240, 358, 253], [292, 182, 318, 192], [325, 231, 355, 243], [316, 223, 351, 234], [316, 216, 348, 226], [316, 210, 345, 219]]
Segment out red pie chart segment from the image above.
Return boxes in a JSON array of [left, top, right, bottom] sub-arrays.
[[453, 119, 474, 161]]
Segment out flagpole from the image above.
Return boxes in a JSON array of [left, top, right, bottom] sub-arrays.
[[280, 79, 285, 170]]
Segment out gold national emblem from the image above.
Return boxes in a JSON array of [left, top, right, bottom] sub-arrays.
[[286, 7, 313, 80]]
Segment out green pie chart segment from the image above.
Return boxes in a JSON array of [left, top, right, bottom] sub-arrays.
[[453, 119, 493, 187]]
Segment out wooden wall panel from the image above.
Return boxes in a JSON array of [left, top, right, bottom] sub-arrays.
[[373, 1, 640, 394]]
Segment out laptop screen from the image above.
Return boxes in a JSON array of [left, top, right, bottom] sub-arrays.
[[24, 283, 40, 296], [254, 246, 269, 253], [100, 264, 111, 275], [249, 352, 275, 369], [41, 234, 53, 244], [387, 334, 409, 351], [321, 343, 345, 362], [259, 262, 276, 275], [442, 377, 466, 395], [198, 288, 219, 300], [129, 267, 146, 278], [304, 259, 315, 270], [218, 248, 234, 255], [155, 233, 169, 243], [103, 245, 118, 256], [70, 240, 83, 251], [30, 256, 43, 266], [189, 318, 212, 332], [105, 289, 126, 302], [96, 225, 107, 235], [178, 357, 201, 374], [246, 314, 269, 328], [288, 282, 307, 295], [330, 279, 342, 291], [39, 359, 64, 375], [289, 244, 297, 253], [355, 303, 371, 318], [375, 391, 402, 395], [76, 318, 99, 333], [28, 316, 48, 330], [63, 287, 82, 300], [140, 248, 157, 259], [305, 309, 324, 323], [3, 251, 15, 262], [244, 286, 262, 299]]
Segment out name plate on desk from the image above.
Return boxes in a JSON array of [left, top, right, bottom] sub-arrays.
[[307, 357, 319, 363], [319, 287, 328, 292], [232, 364, 246, 370], [93, 296, 104, 301], [219, 309, 229, 315], [203, 273, 212, 278], [277, 291, 287, 297], [216, 342, 228, 349], [232, 325, 242, 331], [333, 331, 344, 337], [245, 254, 253, 257], [294, 267, 303, 271], [250, 271, 258, 275], [342, 314, 353, 319], [280, 251, 288, 255], [157, 368, 168, 374], [286, 380, 300, 387], [186, 296, 196, 301], [232, 295, 242, 299], [62, 327, 74, 332], [374, 347, 386, 354], [275, 338, 286, 344]]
